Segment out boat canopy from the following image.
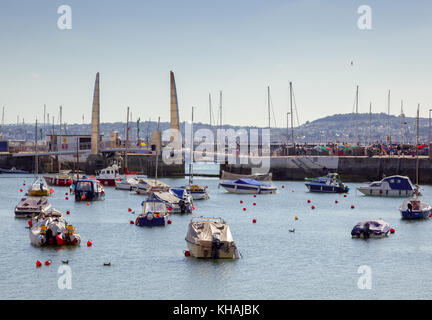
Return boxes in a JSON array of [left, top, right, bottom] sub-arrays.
[[186, 219, 233, 244], [170, 188, 188, 199], [221, 170, 272, 182], [381, 176, 414, 190], [149, 191, 181, 204], [229, 178, 271, 187], [143, 200, 168, 213]]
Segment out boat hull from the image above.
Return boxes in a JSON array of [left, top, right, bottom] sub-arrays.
[[219, 183, 276, 194], [44, 176, 72, 187], [357, 187, 415, 197], [15, 205, 51, 218], [97, 178, 117, 187], [186, 241, 239, 259], [28, 190, 50, 197], [400, 209, 432, 219], [305, 183, 349, 193], [136, 215, 167, 227]]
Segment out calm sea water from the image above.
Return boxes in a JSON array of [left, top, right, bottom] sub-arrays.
[[1, 163, 432, 300]]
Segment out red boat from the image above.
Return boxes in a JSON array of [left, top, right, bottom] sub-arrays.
[[44, 175, 73, 187]]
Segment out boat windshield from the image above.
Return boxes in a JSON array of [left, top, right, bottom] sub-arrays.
[[76, 181, 93, 192], [144, 201, 167, 213]]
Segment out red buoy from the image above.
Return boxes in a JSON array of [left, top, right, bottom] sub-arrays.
[[243, 207, 246, 211], [335, 200, 338, 204], [252, 218, 257, 223], [45, 260, 51, 266], [81, 194, 86, 201], [307, 200, 311, 203], [167, 206, 172, 211], [128, 208, 132, 212], [253, 195, 257, 198], [49, 189, 54, 194], [311, 205, 315, 209], [66, 210, 70, 215], [65, 197, 69, 200], [390, 228, 395, 234], [19, 189, 23, 192], [351, 205, 355, 209], [192, 206, 195, 211], [28, 219, 32, 228], [344, 194, 347, 198], [65, 192, 68, 196], [87, 240, 92, 247], [167, 219, 172, 224], [86, 202, 90, 206], [253, 203, 256, 206], [184, 250, 190, 257], [130, 220, 134, 224], [36, 260, 42, 268], [240, 200, 243, 204], [282, 185, 285, 188], [429, 213, 432, 218]]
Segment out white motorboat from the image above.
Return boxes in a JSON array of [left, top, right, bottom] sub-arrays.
[[357, 175, 416, 197], [219, 178, 277, 194], [115, 177, 139, 190], [29, 209, 81, 246], [185, 216, 240, 259]]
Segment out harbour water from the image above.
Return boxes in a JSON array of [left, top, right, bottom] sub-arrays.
[[1, 165, 432, 300]]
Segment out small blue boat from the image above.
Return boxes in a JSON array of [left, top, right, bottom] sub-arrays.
[[135, 199, 170, 227], [305, 173, 349, 193], [399, 198, 432, 220]]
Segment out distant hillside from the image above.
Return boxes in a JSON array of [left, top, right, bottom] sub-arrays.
[[0, 112, 426, 145]]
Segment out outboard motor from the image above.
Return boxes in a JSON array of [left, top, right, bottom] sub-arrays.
[[363, 223, 370, 239], [211, 233, 222, 259], [179, 200, 186, 213]]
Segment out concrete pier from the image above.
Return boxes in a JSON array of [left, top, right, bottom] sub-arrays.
[[221, 156, 432, 184]]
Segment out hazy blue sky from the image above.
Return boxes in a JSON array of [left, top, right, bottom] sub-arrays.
[[1, 0, 432, 127]]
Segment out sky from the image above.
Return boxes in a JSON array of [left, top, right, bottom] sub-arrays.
[[1, 0, 432, 127]]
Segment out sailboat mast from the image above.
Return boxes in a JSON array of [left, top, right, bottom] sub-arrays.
[[219, 91, 223, 129], [369, 102, 372, 145], [355, 85, 359, 144], [125, 106, 129, 174], [35, 119, 38, 177], [290, 82, 294, 147], [155, 117, 160, 182], [387, 90, 391, 145], [209, 93, 212, 126], [189, 107, 194, 185], [416, 104, 420, 196], [267, 86, 271, 129]]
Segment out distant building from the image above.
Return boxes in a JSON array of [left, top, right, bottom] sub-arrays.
[[47, 134, 103, 152]]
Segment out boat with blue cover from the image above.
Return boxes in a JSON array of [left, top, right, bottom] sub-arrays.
[[304, 173, 349, 193], [135, 199, 170, 227], [219, 178, 277, 194], [351, 219, 390, 239], [357, 175, 416, 197]]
